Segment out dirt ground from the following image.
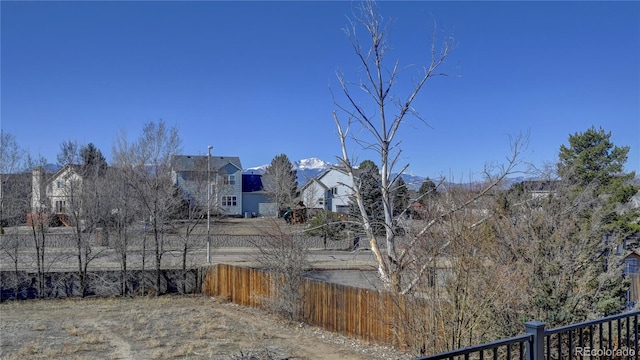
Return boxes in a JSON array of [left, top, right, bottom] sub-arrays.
[[0, 295, 411, 360]]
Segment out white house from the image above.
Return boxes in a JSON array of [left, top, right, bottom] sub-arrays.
[[298, 167, 356, 213], [30, 165, 82, 225], [171, 155, 243, 216], [32, 165, 83, 214]]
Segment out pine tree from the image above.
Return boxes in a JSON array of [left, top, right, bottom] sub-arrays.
[[349, 160, 384, 235], [263, 154, 298, 214], [417, 178, 437, 206], [392, 176, 410, 217], [80, 143, 108, 177], [531, 127, 638, 322]]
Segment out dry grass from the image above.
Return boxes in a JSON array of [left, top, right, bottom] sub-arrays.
[[0, 295, 409, 360]]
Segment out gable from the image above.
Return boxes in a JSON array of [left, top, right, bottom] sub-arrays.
[[48, 164, 81, 184], [220, 162, 241, 174], [171, 155, 242, 173], [318, 168, 353, 188]]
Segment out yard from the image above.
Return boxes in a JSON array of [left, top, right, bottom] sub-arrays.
[[0, 294, 409, 360], [0, 218, 402, 359]]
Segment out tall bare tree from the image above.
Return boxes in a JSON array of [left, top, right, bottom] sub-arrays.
[[0, 131, 27, 229], [170, 170, 206, 294], [110, 134, 143, 296], [332, 1, 525, 292], [26, 154, 50, 298], [114, 120, 182, 294], [332, 0, 452, 291], [56, 142, 110, 297], [0, 131, 29, 299]]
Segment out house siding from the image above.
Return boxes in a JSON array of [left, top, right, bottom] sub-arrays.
[[300, 168, 354, 213], [171, 155, 243, 217]]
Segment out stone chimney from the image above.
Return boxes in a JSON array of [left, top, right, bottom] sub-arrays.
[[31, 167, 46, 212]]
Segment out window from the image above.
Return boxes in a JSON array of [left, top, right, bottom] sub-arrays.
[[57, 181, 63, 189], [318, 198, 324, 206], [225, 174, 236, 185], [221, 195, 237, 207], [332, 187, 338, 195], [625, 258, 639, 274], [55, 200, 66, 214]]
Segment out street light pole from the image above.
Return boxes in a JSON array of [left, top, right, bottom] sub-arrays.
[[207, 145, 212, 263]]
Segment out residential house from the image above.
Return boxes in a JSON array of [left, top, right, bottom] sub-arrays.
[[29, 165, 82, 225], [298, 167, 356, 214], [171, 155, 243, 216], [241, 172, 276, 217]]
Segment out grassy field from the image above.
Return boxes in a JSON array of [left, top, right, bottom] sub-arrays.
[[0, 295, 409, 360]]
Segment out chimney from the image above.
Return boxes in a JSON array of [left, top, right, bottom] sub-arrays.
[[31, 167, 46, 212]]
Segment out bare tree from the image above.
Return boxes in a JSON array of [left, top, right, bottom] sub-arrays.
[[170, 173, 206, 294], [110, 131, 138, 295], [331, 0, 453, 291], [0, 131, 29, 299], [332, 1, 527, 294], [56, 142, 110, 297], [115, 120, 182, 295], [250, 219, 310, 320], [26, 154, 50, 298], [56, 139, 81, 167], [105, 166, 138, 296]]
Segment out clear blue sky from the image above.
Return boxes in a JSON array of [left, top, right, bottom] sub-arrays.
[[2, 1, 639, 181]]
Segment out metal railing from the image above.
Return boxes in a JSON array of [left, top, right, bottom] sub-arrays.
[[543, 311, 638, 360], [413, 334, 533, 360], [416, 310, 639, 360]]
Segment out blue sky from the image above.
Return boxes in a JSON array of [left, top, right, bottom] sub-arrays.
[[2, 1, 639, 181]]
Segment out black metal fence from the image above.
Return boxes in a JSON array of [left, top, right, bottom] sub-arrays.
[[416, 310, 639, 360]]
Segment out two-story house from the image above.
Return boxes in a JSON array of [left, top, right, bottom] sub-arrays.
[[171, 155, 243, 216], [298, 167, 357, 214], [30, 165, 82, 226]]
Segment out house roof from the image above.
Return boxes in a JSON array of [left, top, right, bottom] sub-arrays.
[[47, 164, 81, 183], [171, 155, 242, 173], [298, 166, 361, 193], [299, 177, 330, 193]]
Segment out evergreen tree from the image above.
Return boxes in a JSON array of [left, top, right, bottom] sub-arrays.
[[305, 210, 346, 249], [349, 160, 384, 235], [263, 154, 298, 214], [80, 143, 108, 177], [558, 126, 637, 205], [531, 127, 638, 322], [417, 178, 437, 206], [391, 176, 410, 217]]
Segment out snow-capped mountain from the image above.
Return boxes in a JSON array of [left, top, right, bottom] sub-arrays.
[[243, 157, 336, 185], [294, 158, 333, 170], [244, 157, 431, 189], [243, 164, 269, 173], [243, 157, 333, 174]]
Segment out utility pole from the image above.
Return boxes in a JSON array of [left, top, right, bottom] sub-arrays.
[[206, 145, 212, 263]]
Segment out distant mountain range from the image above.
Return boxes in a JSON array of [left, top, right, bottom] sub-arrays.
[[244, 157, 335, 187], [243, 157, 432, 191], [242, 157, 563, 191]]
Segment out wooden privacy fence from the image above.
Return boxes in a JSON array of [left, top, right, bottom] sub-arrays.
[[630, 273, 640, 308], [202, 264, 412, 347]]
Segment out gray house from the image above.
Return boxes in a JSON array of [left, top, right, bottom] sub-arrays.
[[171, 155, 243, 216]]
